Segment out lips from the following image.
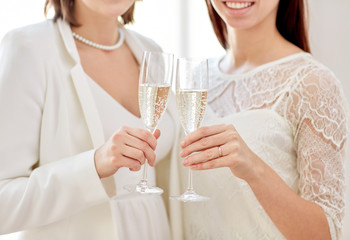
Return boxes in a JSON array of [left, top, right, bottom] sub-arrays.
[[222, 1, 255, 16], [225, 1, 254, 10]]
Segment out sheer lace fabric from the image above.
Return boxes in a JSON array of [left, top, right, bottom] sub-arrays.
[[184, 53, 348, 240]]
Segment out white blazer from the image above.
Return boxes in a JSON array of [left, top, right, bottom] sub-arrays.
[[0, 19, 183, 240]]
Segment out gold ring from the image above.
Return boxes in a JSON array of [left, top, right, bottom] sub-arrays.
[[218, 146, 223, 158]]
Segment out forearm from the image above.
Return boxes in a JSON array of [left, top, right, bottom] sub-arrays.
[[246, 159, 331, 240]]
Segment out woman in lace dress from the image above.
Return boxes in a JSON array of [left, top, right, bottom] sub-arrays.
[[176, 0, 348, 239], [0, 0, 176, 239]]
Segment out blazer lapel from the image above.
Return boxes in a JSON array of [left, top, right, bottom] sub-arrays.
[[57, 20, 105, 148], [123, 26, 144, 65]]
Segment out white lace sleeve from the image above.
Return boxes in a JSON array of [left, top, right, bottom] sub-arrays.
[[291, 66, 348, 239]]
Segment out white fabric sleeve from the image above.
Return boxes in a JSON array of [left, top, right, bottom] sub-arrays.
[[292, 68, 348, 240], [0, 30, 109, 234]]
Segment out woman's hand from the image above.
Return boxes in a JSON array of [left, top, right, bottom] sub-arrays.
[[94, 126, 160, 179], [180, 124, 261, 181]]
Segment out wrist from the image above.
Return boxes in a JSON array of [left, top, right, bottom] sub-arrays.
[[244, 154, 267, 184], [94, 147, 117, 179]]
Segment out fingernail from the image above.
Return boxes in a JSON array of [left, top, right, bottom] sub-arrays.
[[180, 151, 185, 157], [180, 141, 185, 147], [190, 165, 197, 169], [183, 159, 188, 165]]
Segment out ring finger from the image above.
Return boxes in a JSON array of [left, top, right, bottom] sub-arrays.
[[183, 143, 227, 166], [180, 131, 229, 158]]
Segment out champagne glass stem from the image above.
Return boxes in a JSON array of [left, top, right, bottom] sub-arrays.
[[141, 161, 149, 183], [187, 169, 193, 191], [140, 128, 154, 184]]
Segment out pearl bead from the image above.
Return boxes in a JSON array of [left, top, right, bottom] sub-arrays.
[[72, 28, 125, 51]]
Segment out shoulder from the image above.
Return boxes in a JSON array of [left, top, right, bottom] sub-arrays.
[[1, 20, 56, 46], [277, 53, 344, 100], [0, 20, 59, 89], [294, 53, 340, 85], [293, 54, 349, 144], [292, 53, 344, 97], [124, 28, 162, 52], [0, 20, 58, 57]]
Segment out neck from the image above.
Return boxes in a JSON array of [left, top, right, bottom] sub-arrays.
[[71, 1, 120, 46], [223, 15, 300, 73]]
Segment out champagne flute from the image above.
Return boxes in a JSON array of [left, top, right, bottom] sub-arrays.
[[170, 57, 210, 202], [124, 51, 174, 194]]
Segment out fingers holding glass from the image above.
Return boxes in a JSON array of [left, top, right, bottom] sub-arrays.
[[180, 124, 240, 169], [181, 124, 260, 181], [183, 142, 240, 171], [94, 126, 157, 179], [123, 126, 158, 151], [180, 128, 228, 158], [180, 124, 227, 148], [122, 132, 157, 166]]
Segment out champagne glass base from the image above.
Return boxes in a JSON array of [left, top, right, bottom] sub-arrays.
[[170, 189, 210, 202], [124, 181, 164, 195]]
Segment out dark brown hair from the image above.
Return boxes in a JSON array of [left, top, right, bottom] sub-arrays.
[[44, 0, 135, 26], [205, 0, 310, 52]]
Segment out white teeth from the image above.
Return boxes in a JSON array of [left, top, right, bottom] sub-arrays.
[[226, 1, 253, 9]]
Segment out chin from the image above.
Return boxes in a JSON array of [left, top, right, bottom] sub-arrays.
[[224, 18, 256, 30], [98, 2, 133, 19]]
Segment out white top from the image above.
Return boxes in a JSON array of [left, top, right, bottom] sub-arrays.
[[181, 52, 348, 240], [0, 19, 182, 240], [87, 76, 174, 239]]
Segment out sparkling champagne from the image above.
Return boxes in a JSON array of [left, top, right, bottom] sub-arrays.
[[176, 89, 208, 134], [139, 83, 171, 132]]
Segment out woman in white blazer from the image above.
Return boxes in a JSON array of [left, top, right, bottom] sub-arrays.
[[0, 0, 181, 239]]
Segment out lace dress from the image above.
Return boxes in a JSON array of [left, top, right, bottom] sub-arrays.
[[182, 52, 348, 240]]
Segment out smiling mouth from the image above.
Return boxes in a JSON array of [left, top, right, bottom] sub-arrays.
[[225, 1, 254, 9]]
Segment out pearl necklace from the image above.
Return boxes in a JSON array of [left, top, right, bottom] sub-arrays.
[[72, 28, 125, 51]]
